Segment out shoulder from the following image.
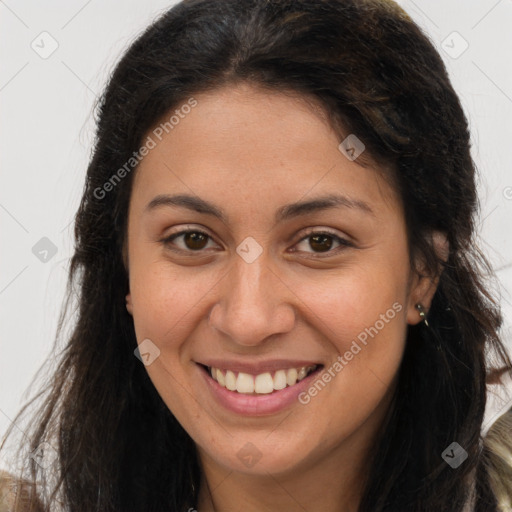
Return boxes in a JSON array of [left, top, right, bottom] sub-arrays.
[[0, 471, 43, 512], [483, 405, 512, 512]]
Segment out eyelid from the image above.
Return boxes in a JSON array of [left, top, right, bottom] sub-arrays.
[[295, 226, 350, 242], [162, 224, 213, 239]]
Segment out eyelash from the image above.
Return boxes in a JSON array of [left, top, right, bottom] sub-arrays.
[[161, 228, 353, 258]]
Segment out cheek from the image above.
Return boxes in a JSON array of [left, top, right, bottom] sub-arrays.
[[287, 277, 407, 464], [292, 262, 408, 351], [130, 259, 210, 333], [286, 255, 409, 413], [127, 261, 218, 419]]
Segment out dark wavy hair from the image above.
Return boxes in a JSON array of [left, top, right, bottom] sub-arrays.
[[2, 0, 511, 511]]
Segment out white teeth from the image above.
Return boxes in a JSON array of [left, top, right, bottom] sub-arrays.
[[286, 368, 298, 386], [208, 365, 318, 395], [225, 370, 237, 391], [236, 372, 255, 393], [216, 368, 225, 387], [273, 370, 287, 390], [255, 372, 274, 394]]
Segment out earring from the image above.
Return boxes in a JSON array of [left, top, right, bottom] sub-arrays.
[[415, 303, 429, 327]]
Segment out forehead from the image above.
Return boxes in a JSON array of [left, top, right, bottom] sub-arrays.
[[130, 83, 401, 220]]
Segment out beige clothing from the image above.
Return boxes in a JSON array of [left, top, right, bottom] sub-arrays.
[[0, 471, 43, 512]]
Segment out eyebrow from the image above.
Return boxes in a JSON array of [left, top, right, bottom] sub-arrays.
[[276, 194, 374, 221], [144, 193, 374, 223]]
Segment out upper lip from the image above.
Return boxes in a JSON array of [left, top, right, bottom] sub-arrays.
[[197, 359, 322, 374]]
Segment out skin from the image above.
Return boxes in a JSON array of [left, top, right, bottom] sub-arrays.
[[124, 82, 445, 512]]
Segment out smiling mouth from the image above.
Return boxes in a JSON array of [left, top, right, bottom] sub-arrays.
[[200, 364, 322, 395]]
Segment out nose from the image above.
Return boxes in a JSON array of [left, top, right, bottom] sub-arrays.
[[207, 253, 296, 347]]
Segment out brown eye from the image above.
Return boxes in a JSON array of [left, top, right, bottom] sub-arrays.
[[309, 234, 334, 252], [293, 230, 353, 257], [162, 229, 216, 253], [182, 231, 209, 250]]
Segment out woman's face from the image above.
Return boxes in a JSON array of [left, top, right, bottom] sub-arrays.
[[125, 83, 431, 479]]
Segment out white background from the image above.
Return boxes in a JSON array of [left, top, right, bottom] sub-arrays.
[[1, 0, 512, 467]]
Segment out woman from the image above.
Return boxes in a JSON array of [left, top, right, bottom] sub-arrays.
[[1, 0, 511, 510]]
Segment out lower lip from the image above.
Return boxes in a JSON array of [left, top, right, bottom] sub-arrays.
[[198, 364, 323, 416]]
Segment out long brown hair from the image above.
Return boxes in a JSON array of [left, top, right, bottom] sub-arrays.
[[2, 0, 511, 510]]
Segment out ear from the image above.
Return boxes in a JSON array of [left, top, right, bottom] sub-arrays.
[[122, 242, 133, 315], [125, 293, 133, 315], [406, 231, 449, 325]]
